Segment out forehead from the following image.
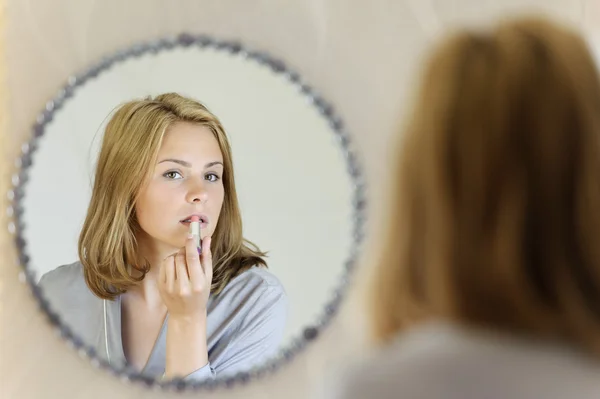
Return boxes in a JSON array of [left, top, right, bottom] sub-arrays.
[[159, 122, 223, 160]]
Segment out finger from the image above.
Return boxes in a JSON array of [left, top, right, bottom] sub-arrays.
[[186, 233, 204, 284], [200, 237, 213, 284], [164, 255, 175, 293]]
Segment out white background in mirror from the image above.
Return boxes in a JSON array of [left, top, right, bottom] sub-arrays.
[[23, 47, 354, 346]]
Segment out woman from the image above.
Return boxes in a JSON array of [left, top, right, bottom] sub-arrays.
[[39, 93, 287, 381], [328, 16, 600, 399]]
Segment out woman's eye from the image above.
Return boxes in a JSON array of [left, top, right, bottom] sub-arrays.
[[164, 171, 182, 179], [206, 173, 220, 182]]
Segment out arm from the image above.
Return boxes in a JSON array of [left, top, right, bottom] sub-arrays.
[[166, 312, 211, 379], [159, 235, 214, 380]]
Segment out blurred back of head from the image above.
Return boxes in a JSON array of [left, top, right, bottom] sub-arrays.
[[372, 15, 600, 355]]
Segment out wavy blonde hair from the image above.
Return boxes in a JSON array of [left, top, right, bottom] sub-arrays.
[[79, 92, 267, 300], [371, 16, 600, 354]]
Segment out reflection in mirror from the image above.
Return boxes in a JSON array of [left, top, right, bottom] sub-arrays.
[[12, 37, 364, 389]]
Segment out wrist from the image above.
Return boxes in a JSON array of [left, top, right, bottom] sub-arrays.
[[168, 310, 207, 326], [165, 311, 209, 379]]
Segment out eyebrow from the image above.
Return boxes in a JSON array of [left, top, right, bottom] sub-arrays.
[[158, 159, 224, 168]]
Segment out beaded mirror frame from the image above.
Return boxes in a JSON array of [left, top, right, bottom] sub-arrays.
[[6, 33, 367, 392]]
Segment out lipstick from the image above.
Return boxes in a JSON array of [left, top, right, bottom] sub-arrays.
[[190, 215, 202, 253]]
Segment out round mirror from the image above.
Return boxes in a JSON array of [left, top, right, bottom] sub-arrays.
[[8, 34, 365, 391]]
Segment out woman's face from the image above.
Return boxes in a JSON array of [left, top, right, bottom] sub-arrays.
[[135, 121, 225, 257]]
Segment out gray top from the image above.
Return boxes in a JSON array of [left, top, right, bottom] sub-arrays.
[[38, 261, 287, 382], [321, 321, 600, 399]]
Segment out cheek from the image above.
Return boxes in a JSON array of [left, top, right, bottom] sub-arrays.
[[212, 187, 225, 227], [136, 184, 175, 223], [148, 184, 175, 205], [213, 184, 225, 209], [135, 196, 155, 231]]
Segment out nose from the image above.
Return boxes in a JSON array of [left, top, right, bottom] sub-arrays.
[[185, 178, 208, 204]]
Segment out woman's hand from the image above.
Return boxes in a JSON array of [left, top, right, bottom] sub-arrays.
[[160, 235, 213, 378], [158, 235, 213, 318]]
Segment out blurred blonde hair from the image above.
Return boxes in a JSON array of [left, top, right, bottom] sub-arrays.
[[371, 16, 600, 354], [79, 92, 266, 300]]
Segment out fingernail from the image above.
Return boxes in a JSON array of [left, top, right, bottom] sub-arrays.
[[187, 234, 193, 239]]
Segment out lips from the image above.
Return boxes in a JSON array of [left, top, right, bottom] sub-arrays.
[[180, 214, 209, 224]]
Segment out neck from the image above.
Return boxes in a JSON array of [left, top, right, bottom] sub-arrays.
[[128, 266, 162, 307], [126, 237, 177, 307]]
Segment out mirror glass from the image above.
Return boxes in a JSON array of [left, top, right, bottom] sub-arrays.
[[13, 38, 362, 387]]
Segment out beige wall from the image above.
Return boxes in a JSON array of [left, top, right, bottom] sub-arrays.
[[1, 1, 599, 398]]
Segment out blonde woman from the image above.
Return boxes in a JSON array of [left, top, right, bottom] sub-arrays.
[[327, 16, 600, 399], [39, 93, 287, 381]]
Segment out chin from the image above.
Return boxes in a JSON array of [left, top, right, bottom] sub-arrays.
[[154, 240, 183, 255]]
